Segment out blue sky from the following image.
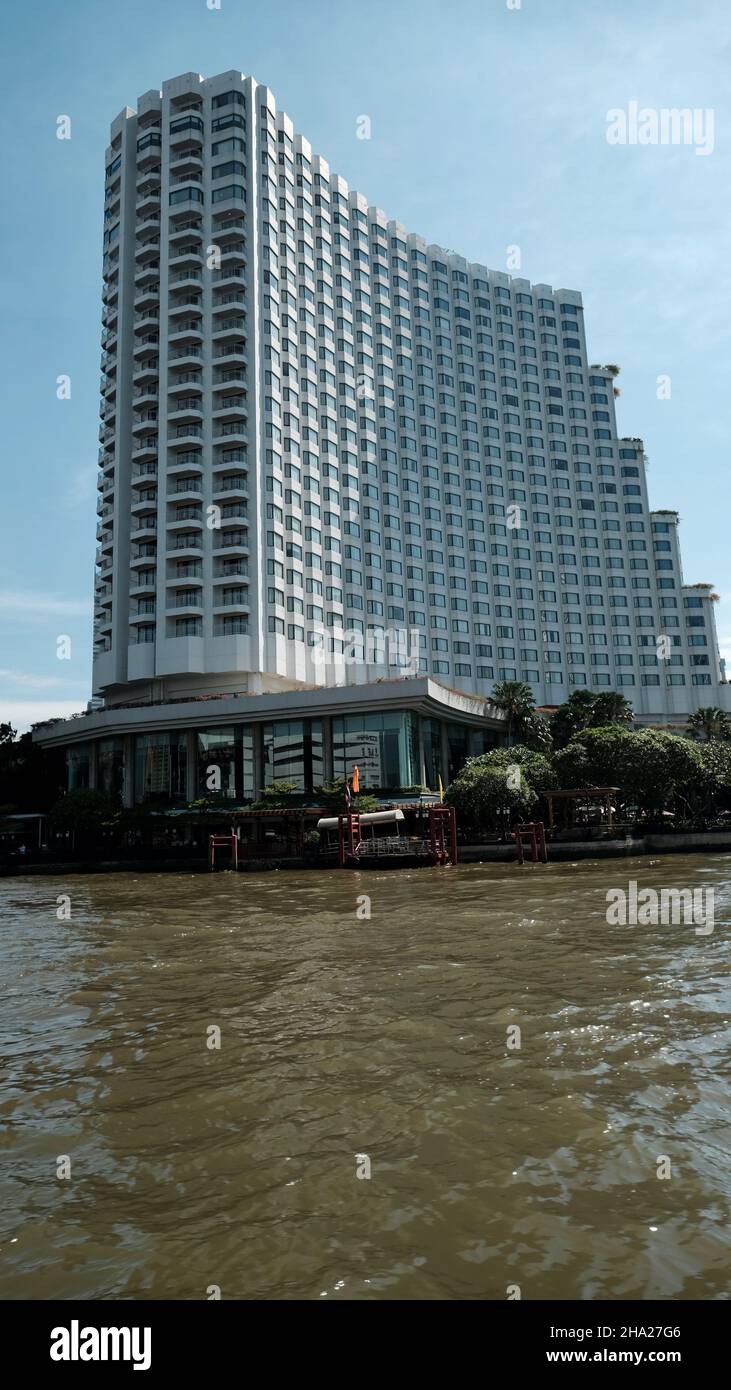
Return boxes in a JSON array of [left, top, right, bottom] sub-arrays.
[[1, 0, 729, 731]]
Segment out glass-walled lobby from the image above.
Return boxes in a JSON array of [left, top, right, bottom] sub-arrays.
[[62, 707, 502, 804], [197, 727, 255, 801], [263, 719, 323, 792], [332, 712, 419, 790], [135, 732, 187, 802]]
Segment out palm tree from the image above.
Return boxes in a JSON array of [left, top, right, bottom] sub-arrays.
[[490, 681, 536, 744], [591, 691, 634, 727], [687, 707, 730, 742]]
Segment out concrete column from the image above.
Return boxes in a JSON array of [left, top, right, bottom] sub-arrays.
[[253, 722, 265, 798], [88, 741, 98, 791], [122, 734, 134, 808], [185, 730, 197, 802], [416, 715, 426, 788], [321, 715, 333, 783], [440, 721, 450, 787]]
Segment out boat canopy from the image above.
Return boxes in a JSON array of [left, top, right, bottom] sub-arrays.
[[317, 809, 405, 830]]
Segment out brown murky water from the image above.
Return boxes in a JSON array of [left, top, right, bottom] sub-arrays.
[[1, 854, 730, 1301]]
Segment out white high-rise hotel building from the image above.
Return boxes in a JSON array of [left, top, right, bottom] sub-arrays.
[[38, 69, 726, 803], [94, 68, 725, 722]]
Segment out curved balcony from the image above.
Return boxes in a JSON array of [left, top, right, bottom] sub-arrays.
[[169, 293, 202, 318], [132, 436, 158, 462], [167, 533, 203, 556], [166, 451, 202, 476], [214, 422, 248, 447], [133, 332, 160, 358], [212, 474, 248, 497], [166, 593, 204, 615], [169, 118, 203, 147], [136, 190, 161, 218], [170, 149, 203, 176], [168, 218, 202, 245], [169, 265, 203, 288], [212, 341, 248, 369], [213, 369, 247, 392], [167, 402, 203, 428], [132, 353, 159, 379], [135, 238, 160, 264], [129, 547, 158, 568], [132, 411, 159, 433], [132, 463, 158, 484], [169, 504, 203, 526], [131, 494, 157, 515], [130, 576, 157, 595], [167, 423, 202, 450], [213, 529, 249, 554], [133, 382, 159, 407], [212, 395, 247, 420], [130, 516, 158, 542], [168, 477, 202, 498], [134, 284, 159, 310]]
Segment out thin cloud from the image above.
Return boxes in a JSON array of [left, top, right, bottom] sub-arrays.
[[0, 669, 88, 691], [0, 700, 89, 735], [0, 591, 93, 619]]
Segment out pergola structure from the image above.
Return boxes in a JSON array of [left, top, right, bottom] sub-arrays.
[[542, 787, 620, 832]]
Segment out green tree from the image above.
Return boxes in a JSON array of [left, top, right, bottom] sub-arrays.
[[470, 745, 556, 792], [490, 680, 537, 744], [553, 742, 592, 788], [591, 691, 634, 727], [565, 726, 634, 787], [560, 726, 703, 817], [316, 778, 378, 814], [697, 741, 731, 816], [50, 788, 118, 837], [444, 763, 537, 832], [686, 707, 730, 742], [0, 729, 66, 813], [517, 709, 553, 753], [248, 780, 300, 809], [551, 689, 633, 748]]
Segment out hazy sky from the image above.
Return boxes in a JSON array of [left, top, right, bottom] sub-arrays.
[[1, 0, 729, 732]]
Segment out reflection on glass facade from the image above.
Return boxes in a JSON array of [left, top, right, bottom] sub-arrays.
[[135, 732, 187, 802], [447, 725, 469, 783], [471, 729, 499, 758], [97, 738, 125, 798], [333, 712, 418, 789], [66, 745, 90, 790], [77, 708, 499, 804], [196, 726, 254, 801], [422, 719, 443, 792], [263, 719, 323, 793]]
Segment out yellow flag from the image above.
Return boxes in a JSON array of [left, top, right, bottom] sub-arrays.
[[438, 774, 444, 804]]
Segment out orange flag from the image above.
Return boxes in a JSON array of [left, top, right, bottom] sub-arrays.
[[352, 764, 360, 793]]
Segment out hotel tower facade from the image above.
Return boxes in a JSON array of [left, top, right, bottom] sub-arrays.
[[35, 69, 729, 803]]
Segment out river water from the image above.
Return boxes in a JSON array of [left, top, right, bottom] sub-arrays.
[[1, 854, 730, 1301]]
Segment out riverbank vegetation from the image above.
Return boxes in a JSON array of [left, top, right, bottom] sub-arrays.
[[445, 688, 731, 835]]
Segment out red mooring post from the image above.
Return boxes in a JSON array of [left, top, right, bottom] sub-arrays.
[[514, 822, 548, 864], [208, 833, 238, 870], [337, 811, 361, 866], [428, 806, 457, 865]]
